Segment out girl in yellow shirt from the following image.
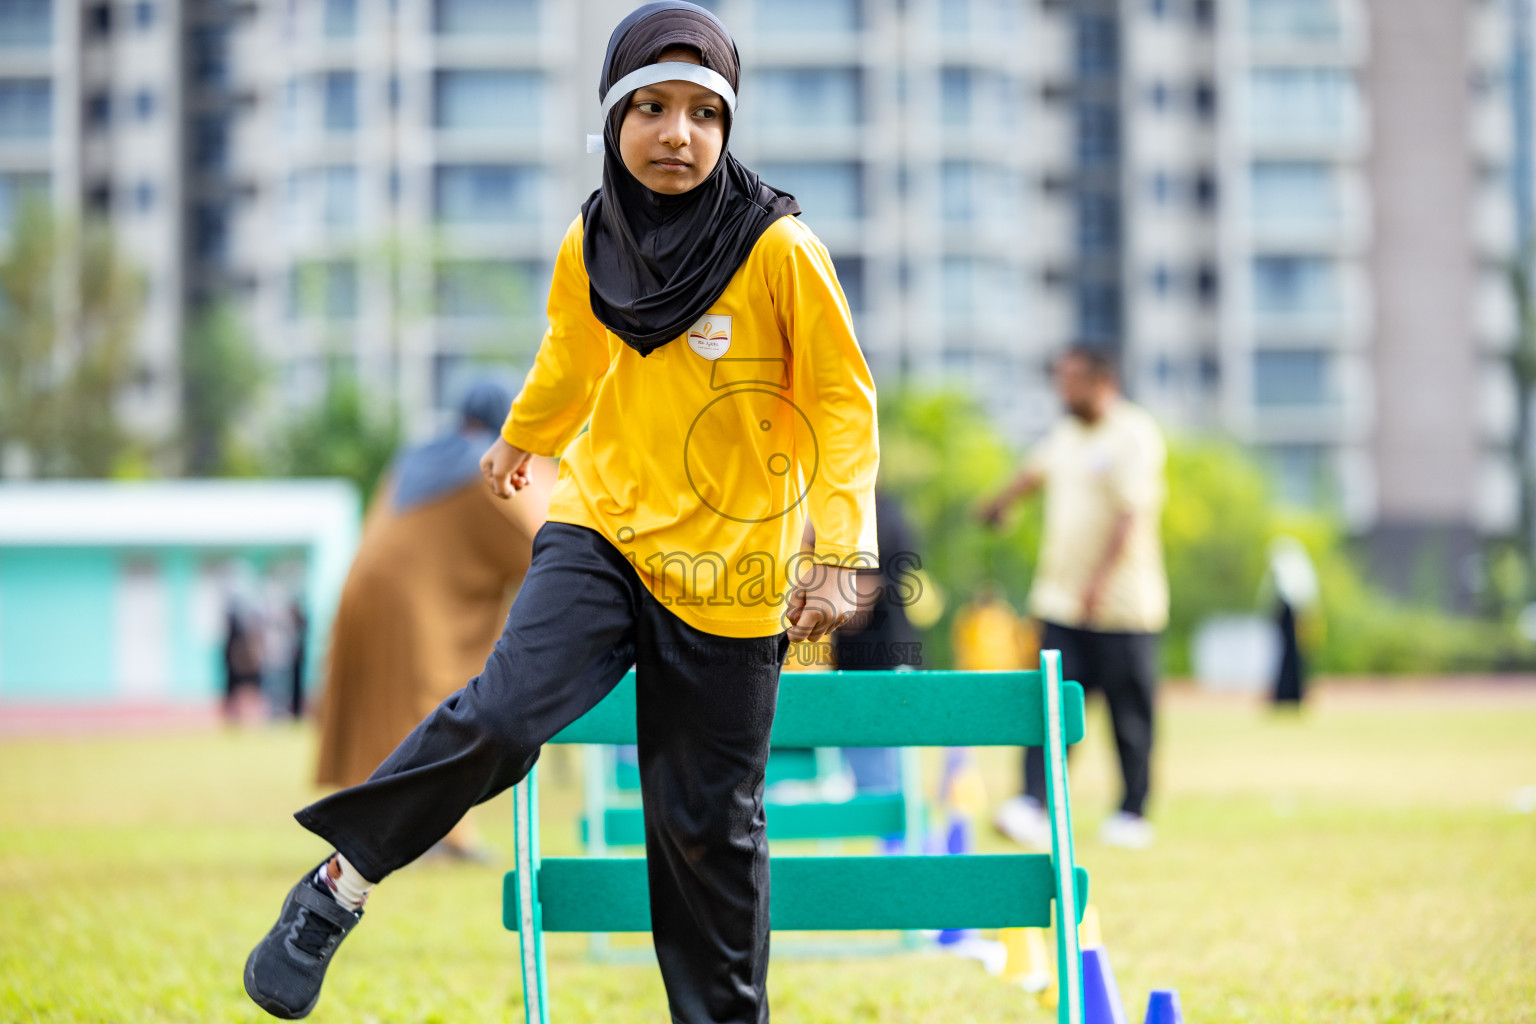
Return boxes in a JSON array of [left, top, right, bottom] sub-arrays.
[[244, 5, 878, 1023]]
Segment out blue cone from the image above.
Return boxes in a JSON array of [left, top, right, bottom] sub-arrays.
[[1081, 947, 1128, 1024], [1143, 989, 1184, 1024]]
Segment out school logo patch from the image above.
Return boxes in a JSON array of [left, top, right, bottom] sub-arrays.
[[687, 314, 732, 360]]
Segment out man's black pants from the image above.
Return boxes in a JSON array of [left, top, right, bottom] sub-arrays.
[[1024, 621, 1158, 817], [297, 523, 788, 1024]]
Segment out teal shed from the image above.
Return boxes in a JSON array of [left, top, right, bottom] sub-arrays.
[[0, 481, 361, 706]]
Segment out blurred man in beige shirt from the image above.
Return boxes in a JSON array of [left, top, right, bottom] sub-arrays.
[[980, 346, 1168, 849]]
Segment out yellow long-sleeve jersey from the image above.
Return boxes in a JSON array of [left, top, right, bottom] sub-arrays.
[[502, 215, 879, 638]]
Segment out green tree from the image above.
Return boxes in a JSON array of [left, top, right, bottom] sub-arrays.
[[877, 388, 1043, 668], [181, 303, 266, 475], [1160, 441, 1274, 670], [0, 203, 144, 477], [268, 373, 399, 503]]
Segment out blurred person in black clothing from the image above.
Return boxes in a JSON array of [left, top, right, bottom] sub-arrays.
[[831, 490, 920, 792]]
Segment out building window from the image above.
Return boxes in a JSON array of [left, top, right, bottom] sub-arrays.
[[1075, 14, 1118, 79], [1254, 349, 1331, 407], [1147, 264, 1173, 297], [133, 88, 156, 120], [88, 2, 111, 36], [1192, 78, 1216, 120], [86, 182, 111, 214], [0, 0, 52, 48], [1146, 80, 1170, 111], [758, 0, 859, 32], [757, 162, 863, 223], [323, 71, 358, 133], [433, 164, 541, 223], [1250, 161, 1337, 227], [1077, 105, 1118, 166], [831, 255, 865, 313], [942, 259, 1018, 320], [434, 70, 543, 132], [1146, 0, 1169, 16], [940, 67, 973, 126], [1252, 256, 1338, 317], [1249, 0, 1341, 42], [282, 78, 301, 137], [290, 262, 358, 320], [942, 256, 976, 316], [324, 0, 357, 38], [1077, 283, 1120, 342], [755, 69, 862, 129], [940, 161, 974, 222], [133, 180, 156, 213], [1193, 169, 1217, 211], [1199, 351, 1220, 386], [85, 91, 111, 129], [1248, 68, 1358, 143], [1147, 170, 1173, 204], [1195, 262, 1219, 304], [190, 26, 230, 88], [0, 79, 52, 140], [192, 205, 227, 262], [320, 165, 357, 226], [1077, 193, 1119, 253], [0, 172, 49, 230], [939, 0, 970, 32], [433, 0, 538, 35], [435, 259, 543, 318], [135, 2, 156, 28], [282, 171, 303, 228], [1192, 0, 1215, 29], [192, 116, 229, 172]]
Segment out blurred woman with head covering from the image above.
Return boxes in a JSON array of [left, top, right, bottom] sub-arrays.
[[313, 377, 555, 858]]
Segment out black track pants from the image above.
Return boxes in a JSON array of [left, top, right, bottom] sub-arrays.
[[1024, 620, 1158, 817], [296, 522, 788, 1024]]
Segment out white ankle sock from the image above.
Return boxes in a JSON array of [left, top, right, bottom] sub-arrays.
[[316, 853, 375, 912]]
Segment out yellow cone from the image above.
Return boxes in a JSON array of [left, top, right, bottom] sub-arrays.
[[1033, 904, 1104, 1009], [1000, 927, 1051, 992], [1078, 904, 1103, 950]]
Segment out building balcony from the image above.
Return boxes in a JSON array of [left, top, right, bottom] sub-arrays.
[[1248, 165, 1370, 253], [1244, 119, 1367, 159], [1248, 214, 1362, 254], [747, 35, 864, 66], [1245, 0, 1368, 64], [1475, 269, 1518, 350]]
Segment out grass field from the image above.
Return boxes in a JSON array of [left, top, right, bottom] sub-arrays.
[[2, 684, 1534, 1024]]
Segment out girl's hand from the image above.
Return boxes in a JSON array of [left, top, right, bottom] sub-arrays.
[[480, 437, 534, 498], [786, 563, 858, 642]]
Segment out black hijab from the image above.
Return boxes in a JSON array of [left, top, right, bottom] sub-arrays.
[[582, 1, 800, 356]]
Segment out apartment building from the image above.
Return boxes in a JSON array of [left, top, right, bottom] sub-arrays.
[[200, 0, 1038, 438], [1362, 0, 1521, 595], [2, 0, 1525, 584], [1027, 0, 1520, 603], [0, 0, 183, 440]]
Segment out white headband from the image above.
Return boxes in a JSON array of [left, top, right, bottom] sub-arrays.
[[599, 61, 737, 120]]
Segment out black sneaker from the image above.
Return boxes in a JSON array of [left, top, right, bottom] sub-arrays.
[[243, 863, 364, 1019]]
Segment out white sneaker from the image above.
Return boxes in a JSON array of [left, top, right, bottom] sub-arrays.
[[1098, 811, 1154, 849], [993, 796, 1052, 850]]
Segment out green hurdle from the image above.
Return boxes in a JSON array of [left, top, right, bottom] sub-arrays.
[[505, 650, 1088, 1024]]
